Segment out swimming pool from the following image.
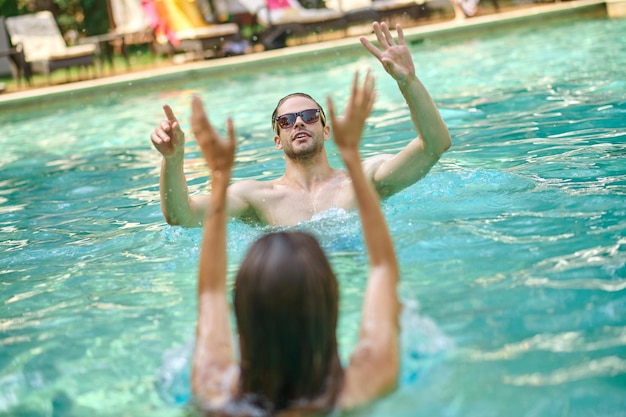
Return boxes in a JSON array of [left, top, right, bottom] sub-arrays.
[[1, 13, 625, 417]]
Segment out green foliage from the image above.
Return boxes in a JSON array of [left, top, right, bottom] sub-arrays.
[[0, 0, 109, 37], [0, 0, 25, 16], [81, 0, 110, 35]]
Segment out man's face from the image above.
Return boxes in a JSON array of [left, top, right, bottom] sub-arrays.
[[273, 96, 330, 160]]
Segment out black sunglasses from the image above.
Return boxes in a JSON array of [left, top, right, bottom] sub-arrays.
[[274, 109, 321, 130]]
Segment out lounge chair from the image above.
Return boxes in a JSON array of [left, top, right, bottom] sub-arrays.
[[0, 16, 31, 86], [144, 0, 241, 59], [5, 11, 96, 84], [233, 0, 349, 49], [371, 0, 429, 23], [327, 0, 428, 26], [104, 0, 157, 67], [420, 0, 457, 18], [77, 0, 160, 72], [109, 0, 156, 46]]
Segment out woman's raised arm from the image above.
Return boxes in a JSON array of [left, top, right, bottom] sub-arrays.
[[329, 71, 401, 409], [190, 96, 238, 406]]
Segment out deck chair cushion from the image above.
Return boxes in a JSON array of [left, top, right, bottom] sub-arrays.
[[110, 0, 153, 34], [176, 23, 239, 40], [256, 0, 344, 26], [5, 11, 96, 63]]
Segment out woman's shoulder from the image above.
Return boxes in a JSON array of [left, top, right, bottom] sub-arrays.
[[193, 365, 240, 415], [336, 339, 399, 410]]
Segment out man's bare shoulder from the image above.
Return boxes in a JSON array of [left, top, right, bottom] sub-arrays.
[[228, 177, 288, 196], [227, 177, 290, 207], [229, 178, 271, 192], [361, 153, 393, 177]]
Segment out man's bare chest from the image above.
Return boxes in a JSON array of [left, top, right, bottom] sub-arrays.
[[251, 180, 355, 226]]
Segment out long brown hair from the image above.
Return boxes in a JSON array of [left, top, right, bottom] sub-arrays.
[[230, 231, 343, 415]]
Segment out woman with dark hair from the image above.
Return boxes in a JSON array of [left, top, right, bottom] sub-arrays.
[[190, 70, 400, 416]]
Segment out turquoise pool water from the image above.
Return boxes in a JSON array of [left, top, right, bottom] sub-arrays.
[[1, 15, 625, 417]]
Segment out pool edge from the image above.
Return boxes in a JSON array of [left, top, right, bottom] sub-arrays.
[[0, 0, 611, 110]]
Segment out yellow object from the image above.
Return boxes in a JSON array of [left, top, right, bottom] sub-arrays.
[[159, 0, 210, 32]]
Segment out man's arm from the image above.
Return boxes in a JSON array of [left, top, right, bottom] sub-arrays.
[[151, 105, 251, 227], [361, 22, 451, 198]]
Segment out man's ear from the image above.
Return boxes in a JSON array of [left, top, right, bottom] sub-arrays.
[[274, 134, 283, 149], [323, 124, 331, 140]]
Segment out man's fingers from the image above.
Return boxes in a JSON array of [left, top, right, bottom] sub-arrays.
[[156, 129, 170, 143], [163, 105, 177, 122], [159, 119, 172, 133], [381, 22, 395, 46], [373, 22, 389, 49], [396, 24, 405, 45], [360, 36, 382, 61], [381, 58, 395, 75], [150, 131, 163, 145], [153, 122, 172, 143]]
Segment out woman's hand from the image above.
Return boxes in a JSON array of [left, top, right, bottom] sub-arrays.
[[327, 70, 376, 156], [190, 96, 236, 178]]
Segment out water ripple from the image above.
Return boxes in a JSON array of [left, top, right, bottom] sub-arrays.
[[465, 327, 626, 361], [503, 356, 626, 386]]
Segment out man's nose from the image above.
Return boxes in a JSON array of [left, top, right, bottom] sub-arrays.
[[294, 115, 305, 127]]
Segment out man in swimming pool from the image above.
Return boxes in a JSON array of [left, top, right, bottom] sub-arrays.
[[150, 21, 451, 227]]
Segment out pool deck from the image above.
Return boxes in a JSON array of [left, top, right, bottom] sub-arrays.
[[0, 0, 620, 110]]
